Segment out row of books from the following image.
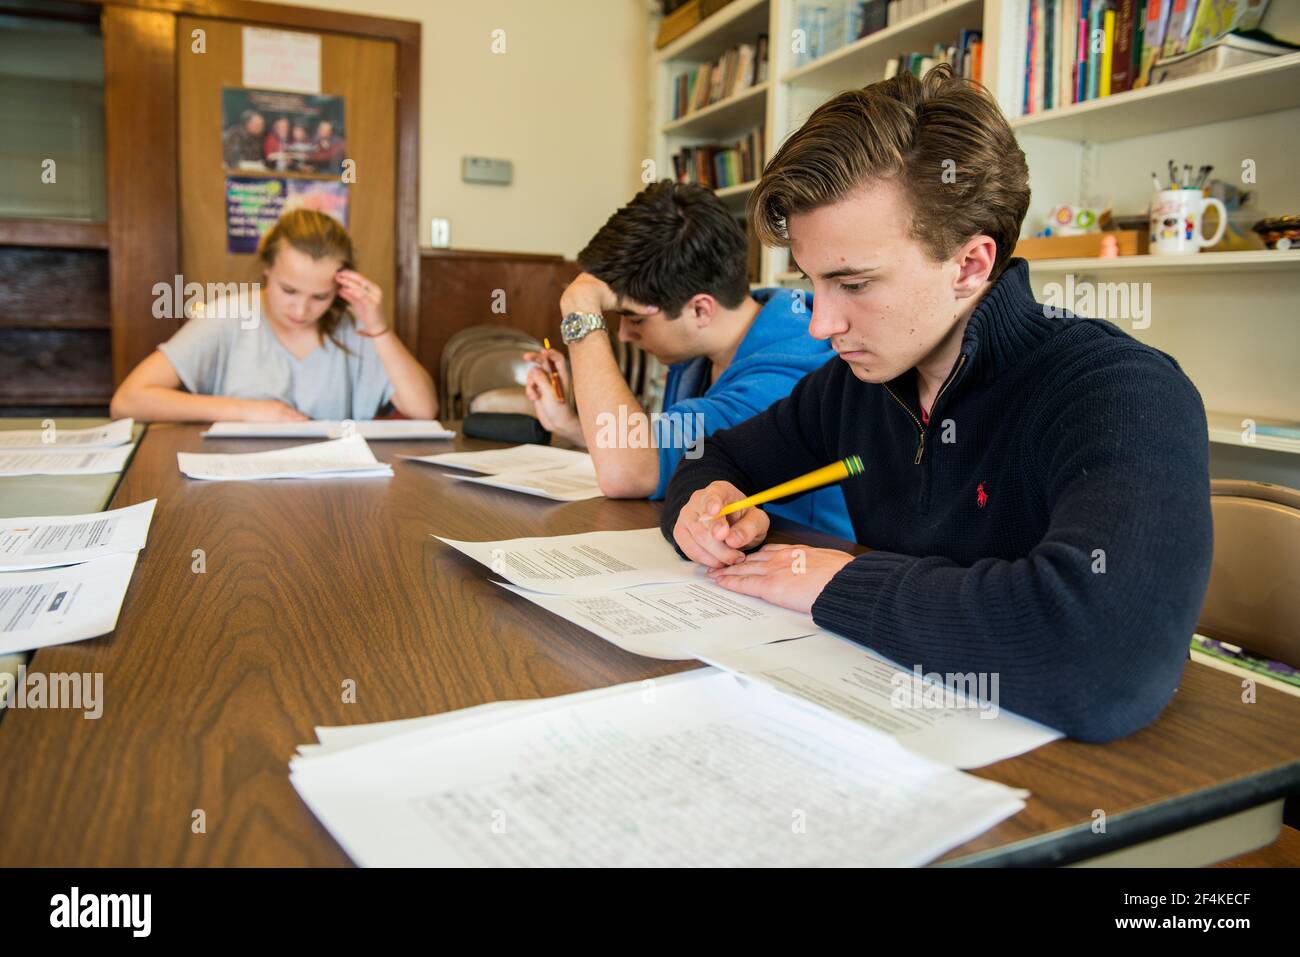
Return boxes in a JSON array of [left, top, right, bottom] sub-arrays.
[[1014, 0, 1273, 116], [670, 35, 770, 120], [883, 30, 984, 81], [794, 0, 965, 67], [670, 126, 766, 190]]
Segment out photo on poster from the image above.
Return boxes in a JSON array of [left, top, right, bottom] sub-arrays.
[[221, 87, 347, 173], [226, 176, 348, 254]]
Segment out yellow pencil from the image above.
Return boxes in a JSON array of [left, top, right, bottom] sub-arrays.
[[541, 337, 565, 402], [708, 455, 864, 520]]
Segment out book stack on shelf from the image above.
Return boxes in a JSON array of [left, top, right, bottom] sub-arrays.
[[882, 27, 983, 79], [1012, 0, 1281, 116], [670, 34, 770, 119], [671, 126, 766, 189], [794, 0, 961, 67]]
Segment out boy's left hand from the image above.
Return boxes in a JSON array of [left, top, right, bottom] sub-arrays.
[[707, 543, 855, 614]]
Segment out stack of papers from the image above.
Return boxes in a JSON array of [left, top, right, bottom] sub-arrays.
[[439, 527, 1061, 768], [0, 499, 156, 654], [203, 420, 456, 440], [407, 444, 601, 501], [177, 435, 393, 481], [438, 527, 821, 659], [290, 669, 1031, 866], [0, 419, 135, 477], [0, 418, 133, 450]]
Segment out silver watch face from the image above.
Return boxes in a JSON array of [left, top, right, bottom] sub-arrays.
[[562, 312, 602, 343]]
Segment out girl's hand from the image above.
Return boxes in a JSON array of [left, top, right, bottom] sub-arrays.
[[335, 269, 386, 336], [240, 399, 309, 422]]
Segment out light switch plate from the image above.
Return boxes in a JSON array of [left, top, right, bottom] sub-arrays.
[[429, 217, 450, 248]]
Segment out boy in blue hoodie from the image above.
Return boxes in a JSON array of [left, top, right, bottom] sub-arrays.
[[525, 181, 852, 539]]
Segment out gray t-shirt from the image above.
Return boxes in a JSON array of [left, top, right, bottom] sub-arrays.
[[158, 295, 395, 420]]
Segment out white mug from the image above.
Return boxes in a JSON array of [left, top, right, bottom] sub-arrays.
[[1149, 189, 1227, 255]]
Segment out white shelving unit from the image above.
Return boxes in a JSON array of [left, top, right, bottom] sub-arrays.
[[650, 0, 1300, 483]]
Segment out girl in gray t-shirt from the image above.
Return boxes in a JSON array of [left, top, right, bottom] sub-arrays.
[[111, 209, 437, 423]]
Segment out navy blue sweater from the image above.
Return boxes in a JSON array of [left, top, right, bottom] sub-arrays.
[[661, 258, 1213, 743]]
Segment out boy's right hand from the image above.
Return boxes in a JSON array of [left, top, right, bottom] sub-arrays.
[[523, 348, 581, 443], [240, 399, 309, 422], [673, 480, 770, 568]]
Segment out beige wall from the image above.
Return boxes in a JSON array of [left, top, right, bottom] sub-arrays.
[[276, 0, 656, 258]]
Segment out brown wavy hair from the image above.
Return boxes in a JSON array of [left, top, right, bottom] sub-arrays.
[[749, 64, 1030, 283], [257, 208, 356, 350]]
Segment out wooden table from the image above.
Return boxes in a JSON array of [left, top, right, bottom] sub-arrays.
[[0, 423, 1296, 866]]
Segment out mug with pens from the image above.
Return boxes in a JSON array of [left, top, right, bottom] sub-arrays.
[[1149, 160, 1227, 255]]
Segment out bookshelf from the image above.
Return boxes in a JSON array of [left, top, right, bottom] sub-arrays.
[[652, 0, 1300, 484]]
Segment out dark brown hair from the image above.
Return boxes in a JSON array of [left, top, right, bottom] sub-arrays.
[[750, 64, 1029, 282], [578, 181, 750, 317], [257, 208, 355, 349]]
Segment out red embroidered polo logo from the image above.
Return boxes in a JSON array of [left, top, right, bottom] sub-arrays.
[[976, 482, 988, 508]]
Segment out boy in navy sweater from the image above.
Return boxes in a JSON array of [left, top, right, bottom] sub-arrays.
[[661, 65, 1213, 743]]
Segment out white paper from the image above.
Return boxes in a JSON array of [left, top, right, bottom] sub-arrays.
[[0, 500, 157, 571], [178, 435, 392, 481], [453, 459, 602, 502], [0, 418, 132, 451], [437, 527, 698, 595], [705, 632, 1063, 769], [405, 444, 587, 475], [242, 26, 320, 93], [0, 445, 133, 477], [498, 580, 819, 660], [293, 678, 698, 763], [0, 551, 139, 655], [291, 670, 1028, 867], [204, 420, 456, 441]]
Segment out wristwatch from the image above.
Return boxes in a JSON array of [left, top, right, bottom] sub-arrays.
[[560, 311, 607, 344]]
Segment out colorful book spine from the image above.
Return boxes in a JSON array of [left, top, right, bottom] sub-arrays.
[[1087, 0, 1104, 100], [1076, 5, 1089, 102], [1111, 0, 1137, 93], [1135, 0, 1173, 87], [1100, 7, 1115, 96]]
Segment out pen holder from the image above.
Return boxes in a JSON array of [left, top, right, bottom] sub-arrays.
[[1149, 189, 1228, 255], [462, 412, 552, 446]]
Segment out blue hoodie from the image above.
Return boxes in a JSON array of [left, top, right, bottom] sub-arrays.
[[651, 287, 853, 540]]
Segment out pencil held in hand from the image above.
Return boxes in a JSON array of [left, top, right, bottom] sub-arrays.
[[542, 338, 565, 402], [706, 455, 865, 521]]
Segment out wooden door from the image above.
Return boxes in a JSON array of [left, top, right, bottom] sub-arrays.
[[176, 16, 397, 330]]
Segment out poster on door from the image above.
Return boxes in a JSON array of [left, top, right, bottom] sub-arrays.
[[226, 176, 348, 254], [221, 87, 347, 174]]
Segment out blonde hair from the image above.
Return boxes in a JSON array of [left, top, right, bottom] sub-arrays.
[[257, 208, 356, 349]]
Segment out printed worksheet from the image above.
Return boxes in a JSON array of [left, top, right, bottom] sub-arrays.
[[437, 527, 698, 595], [705, 632, 1063, 768], [0, 445, 133, 477], [0, 500, 157, 571], [290, 669, 1029, 867], [497, 580, 818, 660], [0, 551, 139, 655], [177, 435, 392, 480], [0, 418, 133, 451]]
